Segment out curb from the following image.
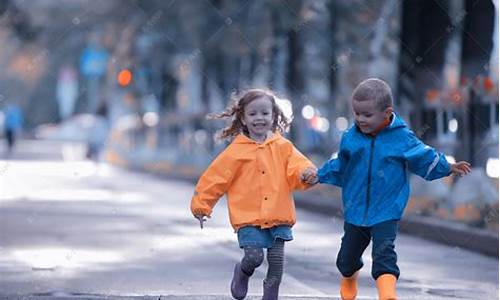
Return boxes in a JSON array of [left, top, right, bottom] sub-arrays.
[[123, 163, 499, 258], [293, 190, 499, 258]]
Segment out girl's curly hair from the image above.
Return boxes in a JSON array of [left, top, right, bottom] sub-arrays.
[[207, 89, 292, 141]]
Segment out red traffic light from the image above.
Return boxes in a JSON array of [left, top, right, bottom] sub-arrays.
[[117, 69, 132, 87]]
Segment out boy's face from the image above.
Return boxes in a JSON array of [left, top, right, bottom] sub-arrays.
[[352, 99, 391, 134]]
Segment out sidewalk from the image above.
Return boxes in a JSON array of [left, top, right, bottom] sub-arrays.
[[293, 189, 499, 258], [115, 158, 498, 258]]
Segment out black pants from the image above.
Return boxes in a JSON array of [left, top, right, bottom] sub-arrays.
[[5, 129, 14, 150], [336, 220, 400, 280]]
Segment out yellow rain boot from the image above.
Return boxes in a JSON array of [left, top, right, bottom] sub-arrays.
[[340, 271, 359, 300], [376, 274, 397, 300]]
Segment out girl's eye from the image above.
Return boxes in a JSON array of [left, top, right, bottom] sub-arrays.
[[365, 114, 372, 117]]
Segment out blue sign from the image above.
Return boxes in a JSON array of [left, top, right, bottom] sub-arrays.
[[80, 46, 109, 78]]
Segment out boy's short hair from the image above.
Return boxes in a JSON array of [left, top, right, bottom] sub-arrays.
[[352, 78, 393, 111]]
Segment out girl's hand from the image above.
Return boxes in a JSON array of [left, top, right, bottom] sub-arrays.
[[194, 214, 210, 229], [450, 161, 472, 177], [301, 167, 319, 185]]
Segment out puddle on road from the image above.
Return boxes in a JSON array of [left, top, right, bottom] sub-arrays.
[[10, 247, 123, 273]]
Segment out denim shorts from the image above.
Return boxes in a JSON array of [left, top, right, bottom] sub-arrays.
[[237, 225, 293, 249]]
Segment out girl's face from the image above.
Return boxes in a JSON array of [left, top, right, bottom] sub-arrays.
[[242, 96, 274, 142]]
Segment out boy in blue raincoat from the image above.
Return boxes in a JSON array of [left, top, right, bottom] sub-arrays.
[[303, 78, 471, 300]]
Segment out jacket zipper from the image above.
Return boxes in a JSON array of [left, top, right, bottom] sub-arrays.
[[363, 137, 375, 223]]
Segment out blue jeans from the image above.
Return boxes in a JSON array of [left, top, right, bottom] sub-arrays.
[[336, 220, 400, 280], [237, 225, 293, 248]]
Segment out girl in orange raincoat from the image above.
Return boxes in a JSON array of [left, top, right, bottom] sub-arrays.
[[191, 89, 316, 300]]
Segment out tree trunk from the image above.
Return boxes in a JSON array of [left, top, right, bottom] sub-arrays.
[[286, 27, 304, 145]]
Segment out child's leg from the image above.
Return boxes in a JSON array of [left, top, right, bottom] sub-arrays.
[[241, 246, 265, 275], [337, 222, 371, 300], [370, 220, 399, 300], [262, 239, 285, 300], [231, 247, 264, 300], [336, 222, 371, 277], [265, 239, 285, 285]]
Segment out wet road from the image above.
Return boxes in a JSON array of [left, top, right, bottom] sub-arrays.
[[0, 141, 498, 299]]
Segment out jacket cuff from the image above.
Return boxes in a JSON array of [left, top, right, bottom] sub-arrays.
[[192, 207, 212, 217], [191, 196, 213, 216]]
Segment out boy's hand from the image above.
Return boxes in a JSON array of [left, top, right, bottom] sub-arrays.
[[301, 167, 319, 185], [450, 161, 472, 177], [194, 214, 210, 229]]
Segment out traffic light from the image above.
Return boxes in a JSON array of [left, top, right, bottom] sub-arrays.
[[117, 69, 132, 87]]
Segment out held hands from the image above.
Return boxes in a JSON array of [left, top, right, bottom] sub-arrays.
[[194, 214, 210, 229], [301, 167, 319, 185], [450, 161, 472, 177]]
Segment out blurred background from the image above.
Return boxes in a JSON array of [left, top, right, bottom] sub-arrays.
[[0, 0, 498, 298], [1, 0, 495, 228]]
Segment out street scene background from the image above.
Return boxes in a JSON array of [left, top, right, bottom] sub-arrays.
[[0, 0, 498, 299]]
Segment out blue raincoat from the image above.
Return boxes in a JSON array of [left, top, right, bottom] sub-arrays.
[[318, 113, 451, 226]]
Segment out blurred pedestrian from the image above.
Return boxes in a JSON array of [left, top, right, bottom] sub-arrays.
[[304, 78, 471, 300], [3, 103, 23, 154], [86, 102, 109, 161], [190, 89, 317, 300]]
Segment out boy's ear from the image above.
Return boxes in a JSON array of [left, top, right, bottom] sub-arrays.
[[385, 106, 393, 119]]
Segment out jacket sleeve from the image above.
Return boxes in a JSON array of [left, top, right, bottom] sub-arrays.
[[403, 130, 451, 180], [190, 148, 237, 217], [317, 134, 348, 187], [286, 144, 316, 190]]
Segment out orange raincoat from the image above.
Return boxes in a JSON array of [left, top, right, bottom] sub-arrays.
[[191, 132, 315, 230]]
